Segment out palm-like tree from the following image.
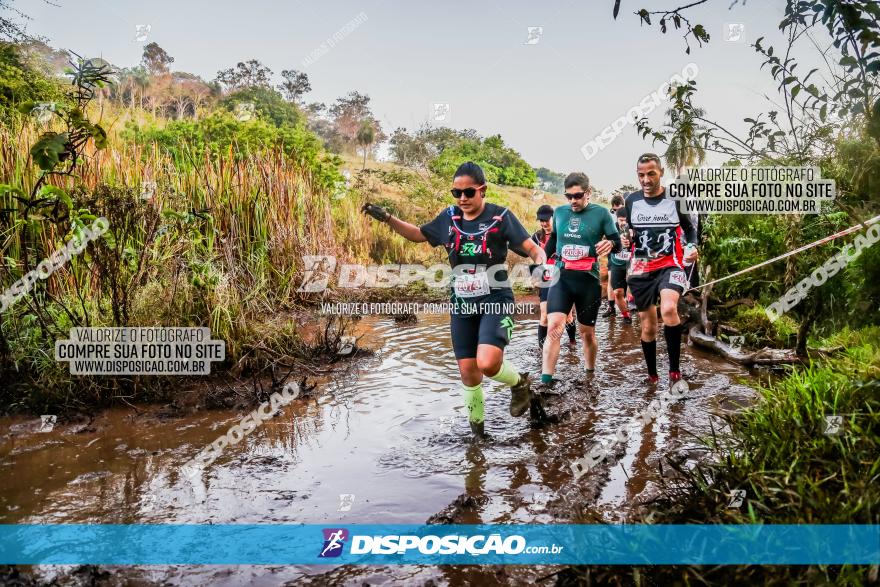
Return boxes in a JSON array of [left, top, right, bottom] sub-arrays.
[[356, 120, 376, 170], [663, 105, 707, 178]]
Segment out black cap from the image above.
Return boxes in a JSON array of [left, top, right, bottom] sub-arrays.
[[536, 205, 554, 221]]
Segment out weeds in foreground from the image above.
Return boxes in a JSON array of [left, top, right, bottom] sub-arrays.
[[558, 328, 880, 586]]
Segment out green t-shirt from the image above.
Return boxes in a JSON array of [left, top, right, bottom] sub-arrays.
[[550, 203, 620, 279]]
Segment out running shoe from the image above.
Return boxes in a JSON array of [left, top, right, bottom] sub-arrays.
[[509, 372, 532, 417], [669, 371, 689, 397]]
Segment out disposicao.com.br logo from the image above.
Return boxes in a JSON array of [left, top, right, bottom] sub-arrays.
[[320, 528, 564, 557]]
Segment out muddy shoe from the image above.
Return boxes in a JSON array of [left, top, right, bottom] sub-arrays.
[[529, 395, 559, 426], [509, 372, 532, 417], [536, 378, 562, 396], [601, 305, 615, 318], [469, 420, 488, 440]]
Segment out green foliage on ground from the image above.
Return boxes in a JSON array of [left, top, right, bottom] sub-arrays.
[[724, 304, 798, 349]]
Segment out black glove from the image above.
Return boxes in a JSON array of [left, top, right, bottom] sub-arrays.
[[361, 202, 390, 222]]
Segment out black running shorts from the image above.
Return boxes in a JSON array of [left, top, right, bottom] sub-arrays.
[[609, 266, 628, 292], [546, 270, 602, 326], [450, 290, 516, 360], [627, 266, 689, 311]]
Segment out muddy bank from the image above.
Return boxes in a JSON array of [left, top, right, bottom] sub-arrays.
[[0, 299, 757, 585]]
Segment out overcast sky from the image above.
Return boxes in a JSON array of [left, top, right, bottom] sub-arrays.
[[19, 0, 798, 192]]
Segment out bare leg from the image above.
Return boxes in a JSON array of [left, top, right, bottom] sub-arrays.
[[541, 312, 568, 379], [579, 324, 597, 370]]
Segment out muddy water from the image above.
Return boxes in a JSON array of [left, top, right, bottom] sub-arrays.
[[0, 298, 756, 585]]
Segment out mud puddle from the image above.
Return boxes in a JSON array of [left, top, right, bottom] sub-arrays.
[[0, 298, 756, 585]]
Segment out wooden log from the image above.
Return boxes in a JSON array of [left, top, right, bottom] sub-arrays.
[[688, 325, 801, 365]]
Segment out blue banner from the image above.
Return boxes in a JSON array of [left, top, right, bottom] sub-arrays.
[[1, 524, 877, 565]]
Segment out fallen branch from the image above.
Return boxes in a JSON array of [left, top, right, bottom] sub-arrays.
[[688, 325, 801, 365]]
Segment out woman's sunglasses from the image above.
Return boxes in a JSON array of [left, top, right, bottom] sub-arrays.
[[449, 186, 483, 200], [565, 191, 588, 200], [451, 186, 484, 199]]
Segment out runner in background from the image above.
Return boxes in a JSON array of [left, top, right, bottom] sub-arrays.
[[602, 194, 626, 318], [609, 207, 633, 324], [624, 153, 699, 387], [361, 161, 545, 439], [530, 205, 577, 350]]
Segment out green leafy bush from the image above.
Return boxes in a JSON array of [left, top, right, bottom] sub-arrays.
[[428, 134, 537, 188]]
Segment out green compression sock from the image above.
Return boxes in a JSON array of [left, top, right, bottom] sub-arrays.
[[488, 360, 520, 387], [462, 383, 484, 423]]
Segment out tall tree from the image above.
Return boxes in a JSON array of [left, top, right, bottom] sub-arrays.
[[356, 119, 376, 170], [215, 59, 273, 92], [329, 91, 378, 152], [169, 72, 212, 119], [141, 42, 174, 75], [663, 104, 706, 177], [278, 69, 311, 103]]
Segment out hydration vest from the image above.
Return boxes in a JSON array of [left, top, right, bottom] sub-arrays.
[[445, 205, 509, 267]]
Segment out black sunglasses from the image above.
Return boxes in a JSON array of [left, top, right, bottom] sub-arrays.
[[451, 186, 483, 199], [565, 191, 587, 200]]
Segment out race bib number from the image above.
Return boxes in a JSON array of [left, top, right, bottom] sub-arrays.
[[561, 244, 590, 260], [669, 270, 689, 289], [613, 251, 631, 262], [454, 272, 490, 298]]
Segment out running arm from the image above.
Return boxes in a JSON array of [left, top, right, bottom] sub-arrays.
[[679, 210, 699, 263], [361, 202, 427, 243], [596, 213, 622, 256], [680, 210, 698, 246], [595, 231, 621, 256], [519, 238, 547, 266], [388, 216, 428, 243]]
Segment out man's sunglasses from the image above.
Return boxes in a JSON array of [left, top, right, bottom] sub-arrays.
[[451, 186, 484, 199], [565, 191, 588, 200]]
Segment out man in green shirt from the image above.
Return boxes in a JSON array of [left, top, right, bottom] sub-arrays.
[[541, 173, 622, 385]]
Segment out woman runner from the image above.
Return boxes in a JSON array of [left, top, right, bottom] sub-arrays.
[[361, 161, 546, 439]]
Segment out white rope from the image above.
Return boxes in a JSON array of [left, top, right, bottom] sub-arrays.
[[690, 214, 880, 291]]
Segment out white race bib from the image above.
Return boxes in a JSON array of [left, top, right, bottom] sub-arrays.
[[454, 272, 491, 298], [613, 251, 631, 262], [669, 270, 689, 289], [561, 244, 590, 260]]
